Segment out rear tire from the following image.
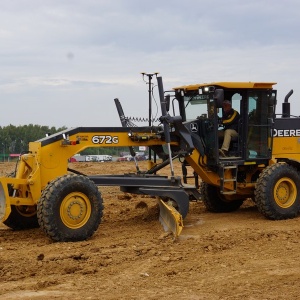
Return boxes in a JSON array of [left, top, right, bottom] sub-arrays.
[[200, 182, 244, 212], [255, 163, 300, 220], [37, 174, 103, 242]]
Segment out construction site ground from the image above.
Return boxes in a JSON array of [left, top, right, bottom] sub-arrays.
[[1, 160, 300, 300]]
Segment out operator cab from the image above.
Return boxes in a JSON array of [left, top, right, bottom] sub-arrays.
[[171, 82, 277, 166]]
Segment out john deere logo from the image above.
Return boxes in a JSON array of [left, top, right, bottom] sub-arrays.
[[190, 123, 198, 132], [273, 129, 300, 137]]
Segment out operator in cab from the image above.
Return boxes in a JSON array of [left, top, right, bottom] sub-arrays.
[[218, 100, 240, 157]]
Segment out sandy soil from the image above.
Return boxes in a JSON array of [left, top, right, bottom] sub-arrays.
[[1, 161, 300, 300]]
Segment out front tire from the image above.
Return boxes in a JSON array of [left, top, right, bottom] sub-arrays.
[[255, 163, 300, 220], [3, 205, 39, 230], [37, 174, 103, 242], [200, 182, 244, 212], [3, 171, 39, 230]]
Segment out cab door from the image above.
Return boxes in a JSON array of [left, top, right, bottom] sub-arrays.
[[246, 90, 276, 160]]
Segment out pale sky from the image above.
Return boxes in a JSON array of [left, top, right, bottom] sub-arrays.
[[1, 0, 300, 128]]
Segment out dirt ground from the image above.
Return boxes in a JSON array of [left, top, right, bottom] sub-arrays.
[[0, 160, 300, 300]]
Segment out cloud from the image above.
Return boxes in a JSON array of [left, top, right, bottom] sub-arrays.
[[0, 0, 300, 127]]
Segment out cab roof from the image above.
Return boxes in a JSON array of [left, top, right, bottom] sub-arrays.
[[173, 82, 277, 91]]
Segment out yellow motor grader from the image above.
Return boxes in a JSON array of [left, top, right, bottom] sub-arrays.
[[0, 76, 299, 242]]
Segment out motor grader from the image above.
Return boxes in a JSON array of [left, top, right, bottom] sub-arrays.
[[0, 76, 299, 242]]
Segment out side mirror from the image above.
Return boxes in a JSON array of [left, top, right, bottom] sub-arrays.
[[214, 89, 224, 108], [270, 96, 277, 105], [165, 94, 170, 112]]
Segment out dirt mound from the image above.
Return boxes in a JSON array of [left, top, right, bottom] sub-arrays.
[[1, 161, 300, 299]]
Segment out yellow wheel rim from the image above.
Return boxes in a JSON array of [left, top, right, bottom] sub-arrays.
[[274, 177, 297, 208], [60, 192, 92, 229]]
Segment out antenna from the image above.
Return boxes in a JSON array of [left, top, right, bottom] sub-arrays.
[[141, 72, 159, 126], [141, 73, 159, 166]]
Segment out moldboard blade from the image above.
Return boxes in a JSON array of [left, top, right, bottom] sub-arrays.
[[158, 199, 183, 237]]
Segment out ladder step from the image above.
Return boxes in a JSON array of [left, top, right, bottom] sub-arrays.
[[220, 164, 238, 195], [223, 178, 236, 182], [221, 191, 236, 195], [223, 165, 238, 169]]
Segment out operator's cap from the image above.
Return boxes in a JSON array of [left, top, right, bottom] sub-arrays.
[[223, 100, 231, 105]]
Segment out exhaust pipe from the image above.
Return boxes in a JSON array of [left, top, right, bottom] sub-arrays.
[[282, 89, 293, 118]]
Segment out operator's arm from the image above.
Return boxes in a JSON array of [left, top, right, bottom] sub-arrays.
[[222, 109, 240, 131], [222, 110, 239, 125]]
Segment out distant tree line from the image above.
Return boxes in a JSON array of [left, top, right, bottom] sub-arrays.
[[0, 124, 140, 160], [0, 124, 67, 157]]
